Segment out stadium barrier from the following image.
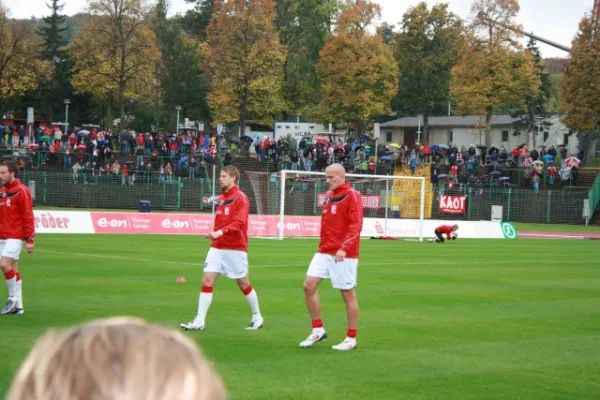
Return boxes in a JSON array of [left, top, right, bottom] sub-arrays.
[[33, 210, 518, 239], [22, 169, 594, 224]]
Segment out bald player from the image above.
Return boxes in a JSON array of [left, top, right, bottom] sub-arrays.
[[299, 163, 364, 351]]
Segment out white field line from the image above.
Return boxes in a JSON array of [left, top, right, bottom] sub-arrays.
[[517, 233, 590, 239], [36, 250, 599, 269]]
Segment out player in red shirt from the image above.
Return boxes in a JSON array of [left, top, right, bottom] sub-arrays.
[[299, 164, 363, 351], [0, 161, 35, 315], [180, 165, 263, 331], [429, 224, 459, 243]]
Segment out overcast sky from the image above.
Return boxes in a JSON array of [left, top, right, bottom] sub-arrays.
[[4, 0, 592, 58]]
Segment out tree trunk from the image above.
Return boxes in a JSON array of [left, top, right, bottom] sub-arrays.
[[119, 83, 125, 132], [106, 95, 113, 132], [119, 40, 126, 132], [239, 96, 248, 138], [528, 104, 536, 150], [422, 103, 430, 144], [485, 106, 493, 148]]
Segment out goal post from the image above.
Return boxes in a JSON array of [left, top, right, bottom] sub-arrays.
[[244, 169, 426, 241]]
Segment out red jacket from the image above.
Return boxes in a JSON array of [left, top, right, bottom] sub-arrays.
[[211, 185, 249, 252], [435, 225, 454, 239], [0, 179, 35, 243], [318, 181, 363, 259]]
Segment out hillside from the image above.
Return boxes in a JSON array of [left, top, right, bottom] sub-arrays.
[[23, 13, 88, 43]]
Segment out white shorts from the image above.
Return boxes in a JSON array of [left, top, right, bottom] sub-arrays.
[[0, 239, 23, 260], [306, 253, 358, 290], [203, 248, 248, 279]]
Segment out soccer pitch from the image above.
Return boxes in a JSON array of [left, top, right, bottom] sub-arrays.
[[1, 235, 600, 399]]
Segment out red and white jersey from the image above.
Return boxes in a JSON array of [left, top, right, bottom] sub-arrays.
[[0, 179, 35, 244], [318, 181, 363, 259], [211, 185, 249, 252], [435, 225, 454, 239]]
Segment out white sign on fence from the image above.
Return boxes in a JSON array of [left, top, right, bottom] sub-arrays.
[[491, 205, 503, 222]]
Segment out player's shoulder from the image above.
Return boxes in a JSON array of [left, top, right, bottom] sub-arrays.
[[348, 188, 361, 200], [235, 189, 249, 202]]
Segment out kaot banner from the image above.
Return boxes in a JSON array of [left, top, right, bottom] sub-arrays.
[[438, 195, 467, 215]]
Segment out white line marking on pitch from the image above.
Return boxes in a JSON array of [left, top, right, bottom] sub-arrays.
[[36, 250, 599, 269]]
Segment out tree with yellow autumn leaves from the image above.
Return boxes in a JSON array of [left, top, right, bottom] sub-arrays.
[[316, 0, 398, 134], [0, 4, 50, 116], [70, 0, 160, 130], [451, 0, 540, 148], [204, 0, 286, 136]]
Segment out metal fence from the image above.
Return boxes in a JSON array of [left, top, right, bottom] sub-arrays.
[[21, 169, 593, 224]]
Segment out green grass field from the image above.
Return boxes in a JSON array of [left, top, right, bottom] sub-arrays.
[[1, 235, 600, 399]]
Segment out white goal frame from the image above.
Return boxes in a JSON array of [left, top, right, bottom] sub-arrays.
[[276, 169, 426, 242]]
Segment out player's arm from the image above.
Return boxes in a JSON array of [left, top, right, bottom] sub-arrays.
[[339, 191, 363, 256], [213, 195, 249, 237], [21, 188, 35, 251]]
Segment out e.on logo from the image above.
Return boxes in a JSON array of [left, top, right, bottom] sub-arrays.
[[161, 219, 190, 229], [277, 221, 302, 231], [97, 217, 128, 228]]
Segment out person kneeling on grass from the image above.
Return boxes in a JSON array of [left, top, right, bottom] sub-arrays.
[[429, 224, 458, 243]]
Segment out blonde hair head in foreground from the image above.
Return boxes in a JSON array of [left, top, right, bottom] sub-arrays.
[[7, 316, 226, 400]]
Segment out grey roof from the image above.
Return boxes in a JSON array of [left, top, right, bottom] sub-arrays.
[[380, 115, 519, 128]]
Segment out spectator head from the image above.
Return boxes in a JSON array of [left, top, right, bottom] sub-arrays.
[[7, 317, 226, 400]]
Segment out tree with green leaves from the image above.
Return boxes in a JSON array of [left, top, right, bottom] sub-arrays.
[[450, 0, 540, 148], [154, 0, 209, 131], [511, 37, 551, 148], [180, 0, 214, 39], [559, 7, 600, 160], [37, 0, 72, 121], [393, 2, 464, 143], [275, 0, 337, 120]]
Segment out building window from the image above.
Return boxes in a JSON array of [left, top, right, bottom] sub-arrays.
[[502, 130, 509, 142], [386, 132, 392, 142], [564, 133, 569, 145], [448, 130, 453, 143], [543, 131, 549, 142]]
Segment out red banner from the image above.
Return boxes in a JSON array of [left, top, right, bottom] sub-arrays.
[[438, 195, 467, 215], [317, 194, 380, 209]]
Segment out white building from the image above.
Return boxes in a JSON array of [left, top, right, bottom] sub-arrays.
[[379, 114, 578, 152]]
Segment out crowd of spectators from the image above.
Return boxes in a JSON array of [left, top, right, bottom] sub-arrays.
[[5, 124, 588, 191]]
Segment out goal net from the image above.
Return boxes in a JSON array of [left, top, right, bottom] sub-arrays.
[[244, 170, 426, 241]]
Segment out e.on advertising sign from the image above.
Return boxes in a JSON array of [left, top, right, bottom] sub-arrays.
[[438, 195, 467, 215], [90, 213, 213, 234]]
